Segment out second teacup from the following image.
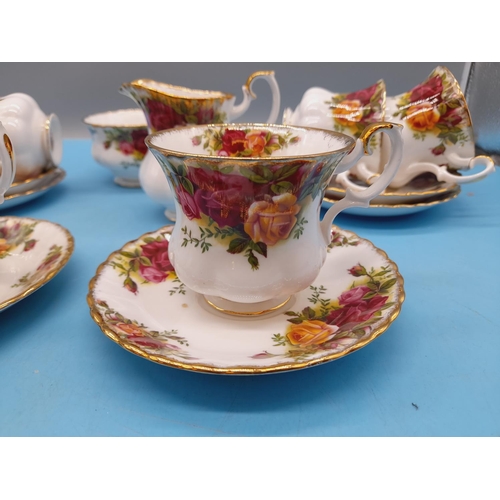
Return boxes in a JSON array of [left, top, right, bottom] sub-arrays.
[[146, 122, 404, 315], [83, 109, 148, 188]]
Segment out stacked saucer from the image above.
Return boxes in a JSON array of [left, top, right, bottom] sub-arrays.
[[0, 166, 66, 210], [323, 172, 460, 217]]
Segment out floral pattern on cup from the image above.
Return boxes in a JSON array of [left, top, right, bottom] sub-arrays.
[[251, 262, 397, 362], [12, 244, 63, 289], [163, 135, 333, 270], [110, 233, 186, 295], [126, 87, 228, 133], [0, 220, 37, 259], [325, 80, 386, 141], [103, 127, 148, 161], [391, 66, 471, 157], [192, 127, 300, 157], [94, 299, 197, 361]]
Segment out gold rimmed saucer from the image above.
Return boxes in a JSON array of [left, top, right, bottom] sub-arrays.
[[0, 167, 66, 210], [87, 225, 405, 375], [0, 216, 74, 311]]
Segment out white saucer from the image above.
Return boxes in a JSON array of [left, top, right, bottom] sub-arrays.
[[323, 187, 461, 217], [88, 225, 405, 375], [0, 167, 66, 211], [0, 216, 74, 311]]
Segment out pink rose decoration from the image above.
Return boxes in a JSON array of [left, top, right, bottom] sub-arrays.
[[119, 141, 135, 155], [338, 285, 371, 306]]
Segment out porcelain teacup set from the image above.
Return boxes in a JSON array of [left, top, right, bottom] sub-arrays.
[[0, 93, 65, 210]]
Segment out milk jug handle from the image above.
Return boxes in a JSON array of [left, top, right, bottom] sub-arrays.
[[320, 122, 403, 243], [230, 71, 281, 124], [0, 124, 16, 203]]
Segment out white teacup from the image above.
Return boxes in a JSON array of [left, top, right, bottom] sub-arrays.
[[146, 122, 403, 315], [0, 93, 62, 182], [83, 109, 148, 188], [0, 122, 16, 204], [338, 66, 495, 191], [283, 80, 386, 179]]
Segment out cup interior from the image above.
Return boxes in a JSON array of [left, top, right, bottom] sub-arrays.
[[134, 79, 228, 99], [83, 109, 147, 128], [146, 124, 354, 159]]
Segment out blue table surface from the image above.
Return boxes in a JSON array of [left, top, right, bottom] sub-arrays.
[[0, 139, 499, 437]]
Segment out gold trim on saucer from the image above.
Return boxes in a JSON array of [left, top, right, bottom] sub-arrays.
[[9, 165, 58, 190], [0, 217, 75, 311], [86, 225, 405, 375], [204, 294, 291, 317], [3, 167, 66, 202], [324, 185, 461, 209]]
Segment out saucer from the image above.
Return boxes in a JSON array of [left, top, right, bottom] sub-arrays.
[[0, 167, 66, 211], [0, 216, 74, 311], [87, 225, 405, 375]]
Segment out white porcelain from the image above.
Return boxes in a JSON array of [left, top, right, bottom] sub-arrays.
[[0, 122, 16, 204], [283, 80, 386, 177], [119, 71, 281, 218], [0, 93, 63, 182], [0, 216, 74, 311], [0, 167, 66, 211], [146, 122, 403, 311], [83, 109, 148, 188], [342, 66, 495, 190], [88, 225, 404, 374]]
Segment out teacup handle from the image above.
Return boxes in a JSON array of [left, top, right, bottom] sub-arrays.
[[320, 122, 403, 240], [229, 71, 281, 124], [0, 123, 16, 204], [385, 155, 495, 188]]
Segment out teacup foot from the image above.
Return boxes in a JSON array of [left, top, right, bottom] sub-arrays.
[[204, 294, 292, 317], [114, 177, 141, 188]]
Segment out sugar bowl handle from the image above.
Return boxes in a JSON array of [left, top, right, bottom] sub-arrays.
[[320, 122, 403, 242], [0, 123, 16, 204]]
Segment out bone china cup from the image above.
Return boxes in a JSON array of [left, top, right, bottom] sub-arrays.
[[146, 122, 403, 315], [0, 123, 16, 204], [83, 108, 148, 187]]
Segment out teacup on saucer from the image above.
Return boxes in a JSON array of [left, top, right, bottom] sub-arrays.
[[83, 109, 148, 188], [87, 225, 404, 374]]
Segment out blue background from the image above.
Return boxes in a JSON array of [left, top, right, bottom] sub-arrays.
[[0, 139, 498, 437]]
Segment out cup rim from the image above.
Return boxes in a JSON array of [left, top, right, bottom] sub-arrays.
[[82, 108, 148, 129], [145, 123, 356, 161]]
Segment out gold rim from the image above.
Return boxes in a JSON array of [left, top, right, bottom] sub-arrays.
[[244, 70, 275, 99], [146, 123, 355, 161], [204, 294, 291, 317], [8, 165, 58, 189], [323, 185, 461, 209], [3, 167, 66, 202], [327, 175, 458, 199], [0, 217, 75, 311], [82, 108, 148, 129], [121, 79, 234, 102], [87, 225, 405, 375]]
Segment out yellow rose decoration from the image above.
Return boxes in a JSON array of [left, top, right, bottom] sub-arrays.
[[332, 99, 363, 126], [116, 322, 145, 337], [0, 238, 11, 256], [406, 102, 440, 132], [244, 193, 301, 246], [287, 320, 339, 347]]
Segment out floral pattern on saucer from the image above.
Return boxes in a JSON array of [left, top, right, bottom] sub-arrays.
[[0, 216, 74, 311], [0, 220, 38, 258], [88, 225, 405, 374]]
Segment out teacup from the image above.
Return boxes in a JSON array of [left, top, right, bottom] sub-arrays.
[[146, 122, 403, 315], [0, 93, 62, 182], [339, 66, 495, 191], [83, 109, 148, 187], [283, 80, 386, 179], [119, 71, 281, 218], [0, 122, 16, 204]]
